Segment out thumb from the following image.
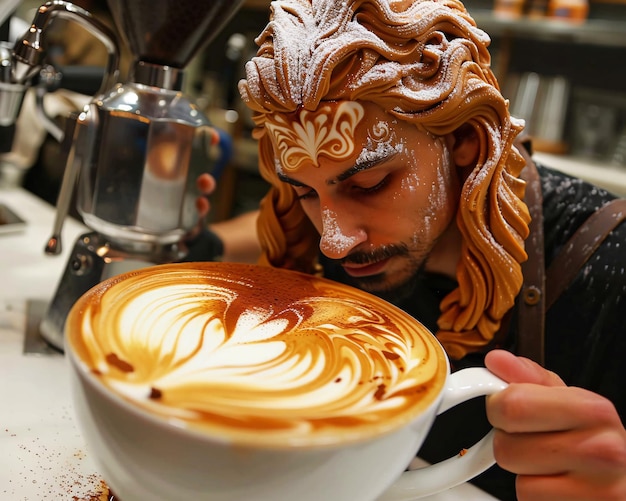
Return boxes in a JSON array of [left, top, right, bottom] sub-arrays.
[[485, 349, 565, 387]]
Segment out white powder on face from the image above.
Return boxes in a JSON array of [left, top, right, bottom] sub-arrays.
[[402, 138, 453, 243], [401, 170, 420, 193], [431, 140, 453, 212], [423, 140, 452, 228], [321, 207, 359, 254], [356, 121, 406, 166], [274, 156, 285, 177]]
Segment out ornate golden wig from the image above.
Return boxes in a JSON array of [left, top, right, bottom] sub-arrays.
[[239, 0, 530, 359]]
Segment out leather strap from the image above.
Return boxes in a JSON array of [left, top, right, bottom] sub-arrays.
[[482, 141, 624, 367], [545, 198, 626, 310], [518, 151, 546, 366]]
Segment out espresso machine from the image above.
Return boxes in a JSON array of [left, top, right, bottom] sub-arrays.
[[5, 0, 244, 350]]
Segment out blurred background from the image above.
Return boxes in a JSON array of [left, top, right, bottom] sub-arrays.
[[1, 0, 625, 227]]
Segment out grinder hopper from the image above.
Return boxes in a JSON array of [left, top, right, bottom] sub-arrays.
[[73, 0, 245, 247], [40, 0, 245, 350]]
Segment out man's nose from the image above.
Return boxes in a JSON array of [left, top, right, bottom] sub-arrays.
[[318, 206, 367, 259]]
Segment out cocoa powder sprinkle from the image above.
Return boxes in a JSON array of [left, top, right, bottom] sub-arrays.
[[374, 383, 386, 401], [382, 350, 400, 360], [105, 353, 134, 373]]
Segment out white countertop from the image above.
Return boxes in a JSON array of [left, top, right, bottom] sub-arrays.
[[0, 188, 112, 499], [0, 187, 497, 501], [534, 152, 626, 197]]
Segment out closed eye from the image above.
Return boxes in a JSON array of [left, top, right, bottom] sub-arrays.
[[277, 173, 318, 201], [352, 174, 389, 195], [295, 187, 318, 201]]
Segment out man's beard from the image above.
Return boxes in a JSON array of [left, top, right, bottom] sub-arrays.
[[338, 243, 425, 304]]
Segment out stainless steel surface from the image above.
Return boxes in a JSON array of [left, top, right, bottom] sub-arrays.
[[6, 1, 243, 350], [13, 1, 120, 143], [0, 81, 26, 126], [0, 1, 121, 140], [10, 1, 120, 92], [75, 82, 213, 247], [34, 65, 66, 142], [23, 299, 60, 355], [40, 230, 186, 349], [133, 60, 184, 90], [44, 109, 84, 255], [0, 43, 26, 126]]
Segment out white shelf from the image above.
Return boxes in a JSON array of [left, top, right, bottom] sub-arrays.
[[472, 12, 626, 48]]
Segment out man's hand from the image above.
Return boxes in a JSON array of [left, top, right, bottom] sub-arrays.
[[485, 350, 626, 501], [183, 173, 217, 243], [196, 173, 217, 220], [191, 172, 261, 263]]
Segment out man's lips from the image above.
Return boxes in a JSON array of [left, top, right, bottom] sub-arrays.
[[341, 258, 389, 278]]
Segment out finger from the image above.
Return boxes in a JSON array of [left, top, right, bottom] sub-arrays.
[[495, 427, 626, 481], [487, 384, 617, 433], [494, 429, 569, 476], [197, 173, 216, 195], [485, 349, 565, 386], [196, 195, 210, 219], [493, 427, 623, 476], [516, 472, 626, 501]]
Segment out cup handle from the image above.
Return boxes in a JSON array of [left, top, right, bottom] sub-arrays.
[[378, 367, 507, 500]]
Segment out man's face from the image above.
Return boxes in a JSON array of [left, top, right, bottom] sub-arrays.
[[266, 100, 460, 297]]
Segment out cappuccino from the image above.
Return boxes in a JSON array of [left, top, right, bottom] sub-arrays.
[[67, 262, 447, 447]]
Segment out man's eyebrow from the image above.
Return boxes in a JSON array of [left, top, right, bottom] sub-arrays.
[[276, 150, 396, 186], [335, 151, 395, 182], [277, 172, 306, 187]]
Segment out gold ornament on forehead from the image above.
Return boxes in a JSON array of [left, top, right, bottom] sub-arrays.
[[266, 102, 365, 171]]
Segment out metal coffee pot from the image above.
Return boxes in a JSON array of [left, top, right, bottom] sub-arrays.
[[5, 0, 244, 349]]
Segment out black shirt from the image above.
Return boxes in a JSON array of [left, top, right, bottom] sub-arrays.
[[322, 163, 626, 500]]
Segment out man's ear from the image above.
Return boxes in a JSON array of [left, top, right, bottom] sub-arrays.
[[449, 124, 480, 169]]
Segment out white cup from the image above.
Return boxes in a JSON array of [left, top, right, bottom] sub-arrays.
[[65, 262, 506, 501]]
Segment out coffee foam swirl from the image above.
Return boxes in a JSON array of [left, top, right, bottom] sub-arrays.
[[67, 262, 447, 447]]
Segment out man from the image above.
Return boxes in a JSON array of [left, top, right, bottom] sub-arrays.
[[197, 0, 626, 499]]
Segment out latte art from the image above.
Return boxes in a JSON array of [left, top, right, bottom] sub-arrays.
[[67, 262, 447, 447]]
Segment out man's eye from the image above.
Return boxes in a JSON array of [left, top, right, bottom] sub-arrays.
[[354, 175, 389, 194], [295, 187, 318, 201]]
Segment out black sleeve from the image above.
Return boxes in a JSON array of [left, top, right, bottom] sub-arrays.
[[182, 228, 225, 262], [544, 217, 626, 424], [536, 163, 626, 424]]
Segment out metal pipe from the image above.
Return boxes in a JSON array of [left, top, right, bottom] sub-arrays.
[[11, 1, 121, 95]]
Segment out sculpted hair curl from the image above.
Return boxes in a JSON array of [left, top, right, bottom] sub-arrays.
[[239, 0, 530, 359]]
